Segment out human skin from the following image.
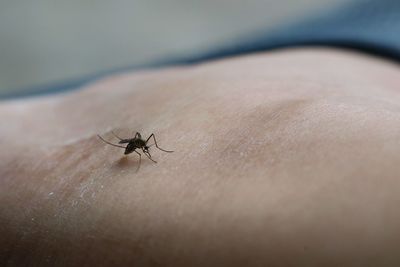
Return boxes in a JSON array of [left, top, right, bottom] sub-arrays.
[[1, 48, 400, 266]]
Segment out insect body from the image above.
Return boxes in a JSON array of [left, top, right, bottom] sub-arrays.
[[98, 131, 173, 171]]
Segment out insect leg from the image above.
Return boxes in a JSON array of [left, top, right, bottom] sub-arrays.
[[135, 150, 142, 172], [111, 131, 125, 141], [97, 135, 126, 149], [146, 133, 174, 153], [143, 149, 157, 163], [112, 131, 130, 144]]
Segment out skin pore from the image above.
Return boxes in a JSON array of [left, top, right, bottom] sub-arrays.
[[1, 48, 400, 266]]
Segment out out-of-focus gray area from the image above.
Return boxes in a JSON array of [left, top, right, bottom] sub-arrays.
[[0, 0, 350, 95]]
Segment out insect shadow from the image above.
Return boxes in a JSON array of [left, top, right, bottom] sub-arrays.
[[98, 131, 173, 172]]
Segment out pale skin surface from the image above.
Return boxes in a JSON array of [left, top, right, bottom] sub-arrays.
[[1, 48, 400, 266]]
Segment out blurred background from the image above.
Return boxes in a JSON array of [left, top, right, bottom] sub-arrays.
[[0, 0, 352, 96]]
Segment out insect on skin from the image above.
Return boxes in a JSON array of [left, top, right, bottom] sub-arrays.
[[97, 131, 173, 171]]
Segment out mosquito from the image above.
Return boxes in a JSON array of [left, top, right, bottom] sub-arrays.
[[97, 131, 173, 171]]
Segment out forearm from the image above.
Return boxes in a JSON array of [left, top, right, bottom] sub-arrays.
[[2, 48, 400, 266]]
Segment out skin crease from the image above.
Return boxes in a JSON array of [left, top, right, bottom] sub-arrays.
[[1, 47, 400, 266]]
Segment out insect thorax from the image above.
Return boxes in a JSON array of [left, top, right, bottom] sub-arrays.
[[133, 138, 146, 148]]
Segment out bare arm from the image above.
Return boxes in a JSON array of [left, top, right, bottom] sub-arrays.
[[1, 48, 400, 266]]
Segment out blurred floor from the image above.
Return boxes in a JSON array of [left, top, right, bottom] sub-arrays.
[[0, 0, 351, 95]]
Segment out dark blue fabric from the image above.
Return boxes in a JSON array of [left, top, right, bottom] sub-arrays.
[[3, 0, 400, 99], [183, 0, 400, 63]]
